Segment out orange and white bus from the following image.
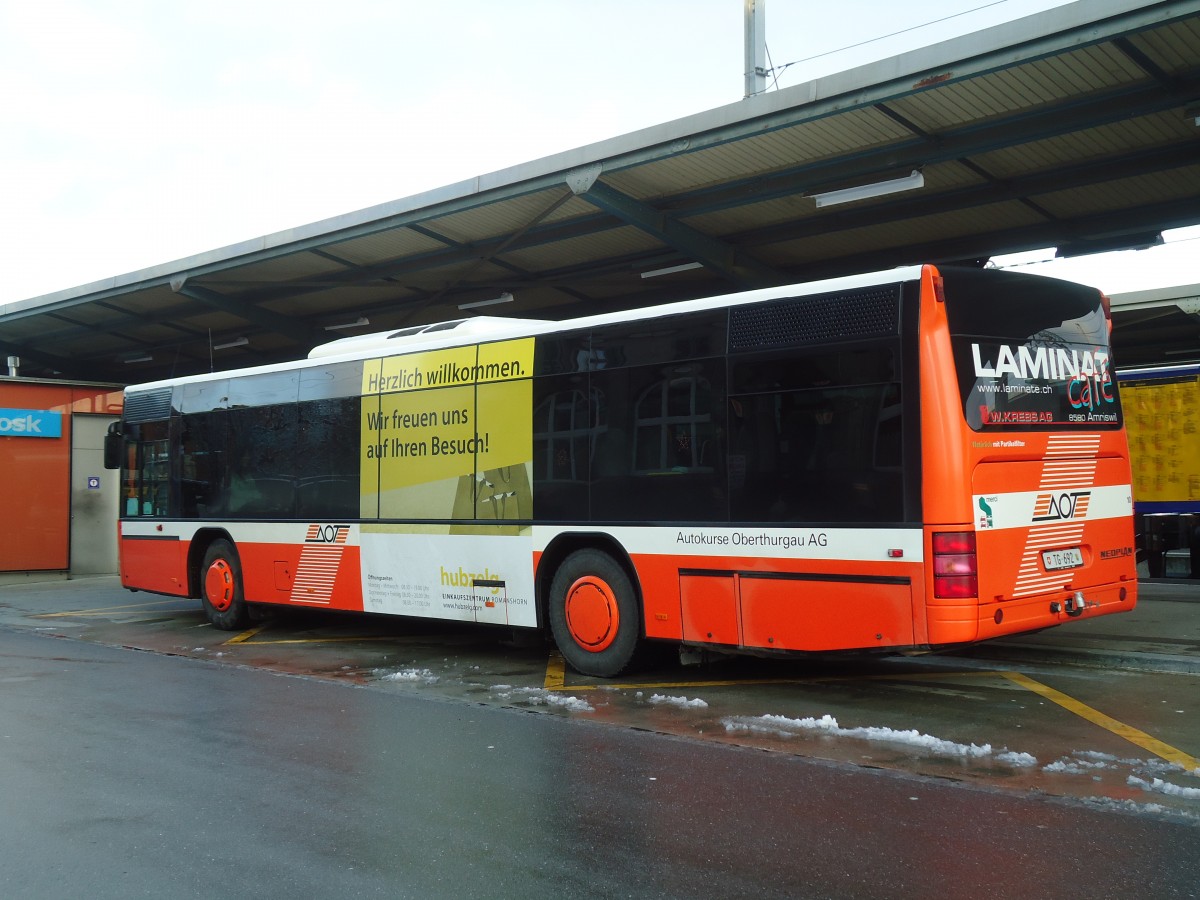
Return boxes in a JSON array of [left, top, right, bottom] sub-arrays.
[[105, 264, 1137, 676]]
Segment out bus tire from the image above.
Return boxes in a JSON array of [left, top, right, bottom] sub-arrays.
[[200, 539, 251, 631], [548, 549, 641, 677]]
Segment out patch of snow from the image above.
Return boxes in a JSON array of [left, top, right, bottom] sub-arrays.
[[1045, 752, 1194, 781], [995, 750, 1038, 767], [1044, 757, 1111, 775], [490, 686, 594, 713], [1128, 776, 1200, 800], [722, 713, 997, 759], [1073, 750, 1141, 766], [379, 668, 439, 684], [648, 694, 708, 710]]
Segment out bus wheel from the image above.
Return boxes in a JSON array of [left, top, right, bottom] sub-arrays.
[[549, 549, 640, 678], [200, 539, 251, 631]]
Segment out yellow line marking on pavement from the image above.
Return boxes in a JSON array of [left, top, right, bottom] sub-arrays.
[[226, 634, 399, 645], [543, 664, 1004, 692], [31, 599, 194, 618], [544, 662, 1199, 769], [1002, 671, 1199, 770], [223, 623, 270, 645], [544, 653, 566, 690]]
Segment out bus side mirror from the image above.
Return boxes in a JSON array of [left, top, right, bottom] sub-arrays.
[[104, 422, 124, 470]]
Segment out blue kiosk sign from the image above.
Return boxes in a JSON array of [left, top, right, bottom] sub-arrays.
[[0, 408, 63, 438]]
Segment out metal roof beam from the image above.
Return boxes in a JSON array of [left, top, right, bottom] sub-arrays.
[[196, 209, 615, 308], [566, 168, 787, 289], [661, 70, 1199, 219], [171, 278, 318, 347], [202, 63, 1195, 306], [40, 124, 1189, 347], [0, 338, 94, 380], [787, 195, 1200, 283], [733, 141, 1200, 248], [392, 189, 584, 324]]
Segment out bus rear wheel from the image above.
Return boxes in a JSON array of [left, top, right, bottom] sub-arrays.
[[200, 539, 250, 631], [549, 549, 641, 678]]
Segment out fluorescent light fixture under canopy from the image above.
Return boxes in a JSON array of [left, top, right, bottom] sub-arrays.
[[458, 292, 514, 311], [811, 169, 925, 208], [641, 262, 703, 279], [323, 316, 370, 331]]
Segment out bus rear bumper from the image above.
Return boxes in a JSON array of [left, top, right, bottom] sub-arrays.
[[926, 580, 1138, 646], [973, 580, 1138, 642]]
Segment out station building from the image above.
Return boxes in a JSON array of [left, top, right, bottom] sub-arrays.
[[0, 373, 123, 581]]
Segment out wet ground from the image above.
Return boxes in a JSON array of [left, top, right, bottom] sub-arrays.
[[2, 576, 1197, 823]]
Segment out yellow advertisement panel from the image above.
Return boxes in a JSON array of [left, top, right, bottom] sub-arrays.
[[464, 378, 533, 530], [360, 389, 382, 516], [1123, 376, 1200, 503], [360, 338, 534, 521], [374, 385, 475, 490]]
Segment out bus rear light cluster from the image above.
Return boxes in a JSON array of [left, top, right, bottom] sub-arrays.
[[933, 531, 978, 599]]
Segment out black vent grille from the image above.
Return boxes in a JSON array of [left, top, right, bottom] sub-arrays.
[[729, 286, 901, 351], [124, 388, 173, 423]]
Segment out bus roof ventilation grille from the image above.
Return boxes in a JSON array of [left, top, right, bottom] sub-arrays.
[[388, 319, 468, 339], [728, 286, 900, 351], [124, 387, 173, 423]]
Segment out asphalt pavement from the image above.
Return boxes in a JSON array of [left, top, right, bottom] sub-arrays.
[[3, 625, 1197, 899], [958, 579, 1200, 674], [0, 575, 1196, 673], [0, 573, 1196, 828], [2, 578, 1200, 672]]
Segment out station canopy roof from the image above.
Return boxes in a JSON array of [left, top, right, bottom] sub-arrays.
[[2, 0, 1198, 384]]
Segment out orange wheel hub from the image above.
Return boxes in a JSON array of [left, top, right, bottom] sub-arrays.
[[563, 575, 619, 653], [205, 559, 235, 612]]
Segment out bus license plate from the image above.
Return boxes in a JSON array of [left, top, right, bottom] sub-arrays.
[[1042, 548, 1084, 571]]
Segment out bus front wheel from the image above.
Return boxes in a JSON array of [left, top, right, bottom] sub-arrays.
[[549, 549, 641, 678], [200, 539, 251, 631]]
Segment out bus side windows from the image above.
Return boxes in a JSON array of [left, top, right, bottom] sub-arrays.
[[228, 406, 299, 518], [590, 360, 727, 523], [122, 421, 170, 517], [873, 384, 903, 470], [181, 412, 228, 517], [728, 345, 905, 524], [532, 375, 595, 522], [296, 396, 360, 519], [180, 406, 306, 519]]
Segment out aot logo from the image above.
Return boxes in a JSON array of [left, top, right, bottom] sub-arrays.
[[1032, 491, 1091, 523], [0, 408, 62, 438], [304, 524, 349, 544]]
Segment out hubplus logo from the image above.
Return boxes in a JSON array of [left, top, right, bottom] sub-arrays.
[[1032, 491, 1091, 523]]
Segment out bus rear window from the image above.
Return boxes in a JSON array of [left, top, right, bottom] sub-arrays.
[[940, 268, 1122, 431]]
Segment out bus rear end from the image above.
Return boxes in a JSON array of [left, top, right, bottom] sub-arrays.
[[919, 265, 1137, 646]]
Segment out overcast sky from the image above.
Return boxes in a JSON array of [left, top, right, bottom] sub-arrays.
[[2, 0, 1195, 306]]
